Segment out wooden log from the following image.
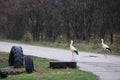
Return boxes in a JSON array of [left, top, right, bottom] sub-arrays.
[[0, 67, 14, 78], [49, 61, 77, 69], [0, 71, 7, 78], [0, 67, 25, 78]]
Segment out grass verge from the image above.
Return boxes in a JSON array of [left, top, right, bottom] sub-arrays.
[[0, 52, 98, 80]]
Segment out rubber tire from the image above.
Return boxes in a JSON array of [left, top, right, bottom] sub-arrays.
[[8, 46, 24, 68], [8, 48, 14, 66], [25, 55, 34, 73], [8, 46, 17, 66]]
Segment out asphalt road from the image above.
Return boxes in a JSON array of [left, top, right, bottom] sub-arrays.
[[0, 41, 120, 80]]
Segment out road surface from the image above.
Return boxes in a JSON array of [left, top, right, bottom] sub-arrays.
[[0, 41, 120, 80]]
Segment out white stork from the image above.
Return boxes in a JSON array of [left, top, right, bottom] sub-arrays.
[[101, 39, 111, 56], [70, 40, 79, 61]]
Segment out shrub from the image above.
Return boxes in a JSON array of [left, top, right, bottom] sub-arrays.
[[22, 31, 33, 42]]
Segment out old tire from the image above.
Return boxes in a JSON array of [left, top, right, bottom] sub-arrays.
[[8, 46, 16, 66], [8, 46, 24, 68], [25, 55, 34, 73]]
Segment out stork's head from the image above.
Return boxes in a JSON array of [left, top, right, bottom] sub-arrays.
[[70, 40, 73, 43], [101, 39, 104, 42]]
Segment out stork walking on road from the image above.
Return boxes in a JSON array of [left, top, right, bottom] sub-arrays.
[[70, 40, 79, 61], [101, 39, 111, 57]]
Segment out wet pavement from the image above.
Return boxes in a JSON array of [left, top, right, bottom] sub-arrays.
[[0, 41, 120, 80]]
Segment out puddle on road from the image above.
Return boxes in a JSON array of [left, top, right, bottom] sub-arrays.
[[84, 55, 98, 57], [88, 55, 98, 57]]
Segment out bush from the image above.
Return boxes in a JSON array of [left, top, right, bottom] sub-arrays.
[[22, 31, 33, 42]]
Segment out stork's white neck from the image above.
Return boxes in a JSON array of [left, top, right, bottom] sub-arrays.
[[101, 39, 104, 44], [70, 42, 73, 47]]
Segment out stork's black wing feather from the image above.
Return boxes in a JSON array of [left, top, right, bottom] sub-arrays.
[[106, 48, 111, 52], [74, 50, 79, 55]]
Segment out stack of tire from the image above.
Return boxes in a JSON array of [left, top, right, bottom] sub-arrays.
[[8, 46, 34, 73], [8, 46, 24, 68]]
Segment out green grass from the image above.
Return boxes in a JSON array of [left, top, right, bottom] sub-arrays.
[[0, 52, 9, 68], [0, 39, 69, 49], [0, 52, 97, 80]]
